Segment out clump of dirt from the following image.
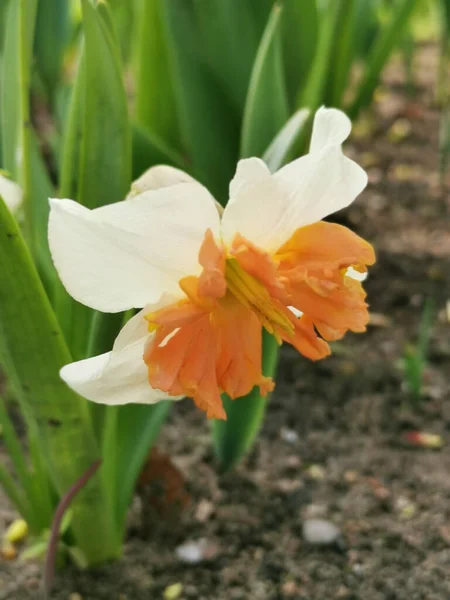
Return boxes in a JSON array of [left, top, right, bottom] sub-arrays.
[[1, 44, 450, 599]]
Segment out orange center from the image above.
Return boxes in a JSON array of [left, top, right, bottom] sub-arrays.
[[144, 223, 375, 419]]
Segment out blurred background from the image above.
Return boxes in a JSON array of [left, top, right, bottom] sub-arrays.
[[0, 0, 449, 598]]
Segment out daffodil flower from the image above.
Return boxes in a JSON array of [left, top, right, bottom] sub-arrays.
[[0, 171, 22, 214], [49, 108, 375, 419]]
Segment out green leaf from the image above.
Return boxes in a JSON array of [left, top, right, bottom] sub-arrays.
[[21, 540, 49, 561], [262, 108, 309, 173], [328, 0, 357, 107], [193, 0, 266, 112], [108, 0, 137, 63], [297, 0, 342, 111], [0, 463, 29, 519], [240, 3, 289, 159], [1, 0, 38, 243], [281, 0, 318, 109], [34, 0, 70, 101], [56, 0, 131, 359], [29, 132, 56, 293], [131, 123, 186, 181], [160, 0, 239, 200], [348, 0, 417, 119], [211, 4, 290, 471], [212, 331, 279, 472], [0, 197, 118, 564], [0, 396, 36, 525], [77, 0, 131, 209], [134, 0, 179, 146], [115, 402, 172, 529]]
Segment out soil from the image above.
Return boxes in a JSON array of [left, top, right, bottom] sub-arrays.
[[1, 44, 450, 599]]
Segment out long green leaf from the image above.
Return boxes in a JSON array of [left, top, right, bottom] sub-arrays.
[[240, 3, 289, 158], [212, 4, 291, 471], [348, 0, 417, 118], [0, 396, 36, 527], [262, 108, 309, 173], [87, 310, 171, 530], [329, 0, 357, 107], [281, 0, 318, 109], [115, 402, 172, 529], [0, 464, 29, 518], [34, 0, 70, 102], [297, 0, 342, 110], [134, 0, 179, 146], [194, 0, 266, 112], [0, 197, 118, 563], [1, 0, 38, 243], [56, 0, 131, 360], [212, 331, 279, 472], [160, 0, 239, 200], [131, 123, 186, 180]]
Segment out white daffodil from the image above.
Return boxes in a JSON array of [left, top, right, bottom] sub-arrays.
[[0, 172, 23, 214], [49, 108, 375, 420]]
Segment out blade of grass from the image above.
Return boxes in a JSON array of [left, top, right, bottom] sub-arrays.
[[194, 0, 266, 112], [131, 123, 187, 180], [297, 0, 342, 110], [56, 0, 131, 360], [87, 310, 172, 530], [34, 0, 69, 103], [0, 396, 36, 525], [1, 0, 38, 244], [348, 0, 417, 119], [329, 0, 357, 107], [0, 464, 29, 518], [212, 331, 279, 472], [263, 108, 309, 173], [134, 0, 179, 147], [240, 3, 289, 158], [160, 0, 239, 200], [281, 0, 318, 110], [212, 4, 293, 471], [0, 197, 118, 563], [115, 402, 172, 529]]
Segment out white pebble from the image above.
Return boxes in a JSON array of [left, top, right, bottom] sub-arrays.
[[302, 519, 341, 545]]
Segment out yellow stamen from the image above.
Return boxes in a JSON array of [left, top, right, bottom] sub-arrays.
[[225, 258, 294, 338]]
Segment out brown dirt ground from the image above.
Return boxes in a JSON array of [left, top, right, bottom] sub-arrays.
[[1, 44, 450, 599]]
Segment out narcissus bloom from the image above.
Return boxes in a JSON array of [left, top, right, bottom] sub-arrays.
[[0, 172, 22, 214], [49, 108, 375, 419]]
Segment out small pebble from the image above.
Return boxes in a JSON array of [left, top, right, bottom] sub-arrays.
[[0, 541, 17, 560], [280, 428, 299, 444], [195, 499, 214, 523], [176, 541, 204, 563], [163, 583, 183, 600], [344, 470, 359, 484], [306, 464, 325, 480], [302, 519, 341, 545], [5, 519, 28, 543], [175, 539, 219, 563]]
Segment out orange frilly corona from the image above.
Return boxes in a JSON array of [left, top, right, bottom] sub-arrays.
[[49, 108, 375, 420]]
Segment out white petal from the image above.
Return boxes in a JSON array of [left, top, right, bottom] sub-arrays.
[[128, 165, 196, 197], [0, 173, 22, 214], [346, 266, 368, 282], [221, 109, 367, 252], [60, 310, 178, 405], [229, 158, 270, 198], [221, 158, 275, 246], [288, 306, 303, 319], [272, 145, 367, 237], [49, 181, 221, 312], [309, 107, 352, 154]]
